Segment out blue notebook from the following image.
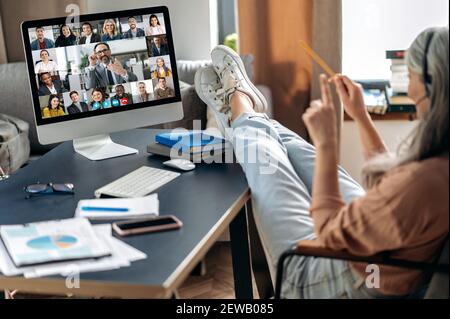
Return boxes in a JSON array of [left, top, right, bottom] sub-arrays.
[[156, 132, 225, 154]]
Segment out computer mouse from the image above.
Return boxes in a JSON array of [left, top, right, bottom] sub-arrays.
[[163, 159, 196, 171]]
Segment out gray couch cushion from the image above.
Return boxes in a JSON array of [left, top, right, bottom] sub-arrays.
[[177, 60, 211, 86], [148, 81, 207, 130], [177, 55, 255, 85], [0, 113, 30, 173], [0, 62, 58, 155]]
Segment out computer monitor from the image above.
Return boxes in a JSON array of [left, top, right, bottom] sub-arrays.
[[21, 6, 183, 161]]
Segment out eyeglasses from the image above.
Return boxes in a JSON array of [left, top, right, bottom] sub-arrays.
[[95, 49, 110, 56], [24, 182, 74, 198]]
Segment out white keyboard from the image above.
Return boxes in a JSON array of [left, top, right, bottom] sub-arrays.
[[94, 166, 181, 198]]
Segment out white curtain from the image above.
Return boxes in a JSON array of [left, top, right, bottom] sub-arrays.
[[0, 13, 7, 64], [311, 0, 343, 145]]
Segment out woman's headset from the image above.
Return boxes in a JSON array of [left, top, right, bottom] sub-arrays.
[[422, 32, 435, 97]]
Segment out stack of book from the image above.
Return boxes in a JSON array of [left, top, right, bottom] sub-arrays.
[[387, 50, 408, 94], [147, 131, 229, 162], [386, 50, 416, 113]]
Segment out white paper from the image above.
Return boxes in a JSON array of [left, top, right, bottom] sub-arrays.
[[75, 194, 159, 220], [0, 224, 147, 278], [0, 218, 111, 267]]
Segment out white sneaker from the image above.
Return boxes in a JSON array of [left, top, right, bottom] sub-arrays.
[[211, 45, 268, 113], [194, 66, 231, 137]]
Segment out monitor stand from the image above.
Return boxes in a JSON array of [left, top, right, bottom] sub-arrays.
[[73, 134, 139, 161]]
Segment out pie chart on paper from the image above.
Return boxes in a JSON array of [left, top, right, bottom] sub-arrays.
[[27, 235, 77, 250]]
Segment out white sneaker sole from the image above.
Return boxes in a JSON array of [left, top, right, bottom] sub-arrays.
[[194, 67, 230, 137], [211, 45, 268, 113]]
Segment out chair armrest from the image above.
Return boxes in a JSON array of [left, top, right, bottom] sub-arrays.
[[296, 240, 448, 273], [274, 240, 448, 299], [296, 240, 387, 264]]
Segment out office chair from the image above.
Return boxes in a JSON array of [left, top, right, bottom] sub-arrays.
[[274, 237, 449, 299]]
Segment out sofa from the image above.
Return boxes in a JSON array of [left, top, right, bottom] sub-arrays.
[[0, 56, 273, 162]]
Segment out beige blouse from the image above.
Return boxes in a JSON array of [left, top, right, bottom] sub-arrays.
[[310, 157, 449, 296]]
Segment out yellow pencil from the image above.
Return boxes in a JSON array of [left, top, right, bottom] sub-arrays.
[[300, 40, 337, 78]]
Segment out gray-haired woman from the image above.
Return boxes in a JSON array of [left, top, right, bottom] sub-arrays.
[[193, 26, 448, 298]]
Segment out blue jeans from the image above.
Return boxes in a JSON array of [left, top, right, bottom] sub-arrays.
[[231, 113, 385, 299]]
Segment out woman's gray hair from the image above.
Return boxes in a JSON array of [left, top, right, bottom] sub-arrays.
[[362, 26, 449, 189]]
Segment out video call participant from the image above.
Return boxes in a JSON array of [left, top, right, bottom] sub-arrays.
[[67, 91, 91, 114], [90, 88, 108, 110], [34, 50, 58, 74], [86, 42, 138, 89], [152, 57, 172, 79], [78, 22, 101, 44], [150, 36, 170, 57], [42, 95, 65, 118], [55, 24, 77, 47], [38, 72, 66, 96], [101, 19, 122, 41], [154, 77, 175, 100], [135, 82, 153, 102], [30, 27, 55, 50], [123, 16, 145, 39], [111, 84, 133, 106], [145, 14, 166, 36]]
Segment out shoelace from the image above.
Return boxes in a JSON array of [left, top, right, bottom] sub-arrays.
[[219, 69, 244, 100], [206, 68, 244, 115], [207, 81, 231, 114], [215, 61, 242, 82]]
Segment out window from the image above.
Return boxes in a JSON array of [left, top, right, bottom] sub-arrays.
[[342, 0, 449, 80], [217, 0, 237, 44]]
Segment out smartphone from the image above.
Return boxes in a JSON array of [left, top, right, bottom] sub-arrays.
[[112, 215, 182, 237]]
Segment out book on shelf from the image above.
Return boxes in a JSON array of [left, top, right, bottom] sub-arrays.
[[357, 80, 416, 115], [362, 88, 388, 115], [388, 105, 416, 113], [386, 50, 406, 59], [389, 94, 415, 105], [387, 49, 409, 94], [387, 91, 416, 113]]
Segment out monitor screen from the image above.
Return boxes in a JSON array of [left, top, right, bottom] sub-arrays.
[[22, 7, 181, 126]]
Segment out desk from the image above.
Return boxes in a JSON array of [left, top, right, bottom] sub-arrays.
[[0, 129, 255, 299]]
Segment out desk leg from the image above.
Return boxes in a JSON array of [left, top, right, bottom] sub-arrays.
[[247, 200, 274, 298], [230, 202, 253, 299]]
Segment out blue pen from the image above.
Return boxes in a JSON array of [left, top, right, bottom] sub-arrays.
[[81, 207, 129, 212]]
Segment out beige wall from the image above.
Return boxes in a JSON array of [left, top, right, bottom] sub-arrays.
[[340, 120, 417, 184], [0, 0, 86, 62]]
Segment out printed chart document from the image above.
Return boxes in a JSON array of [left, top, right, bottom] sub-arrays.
[[0, 218, 111, 267], [0, 224, 146, 278], [75, 194, 159, 220]]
